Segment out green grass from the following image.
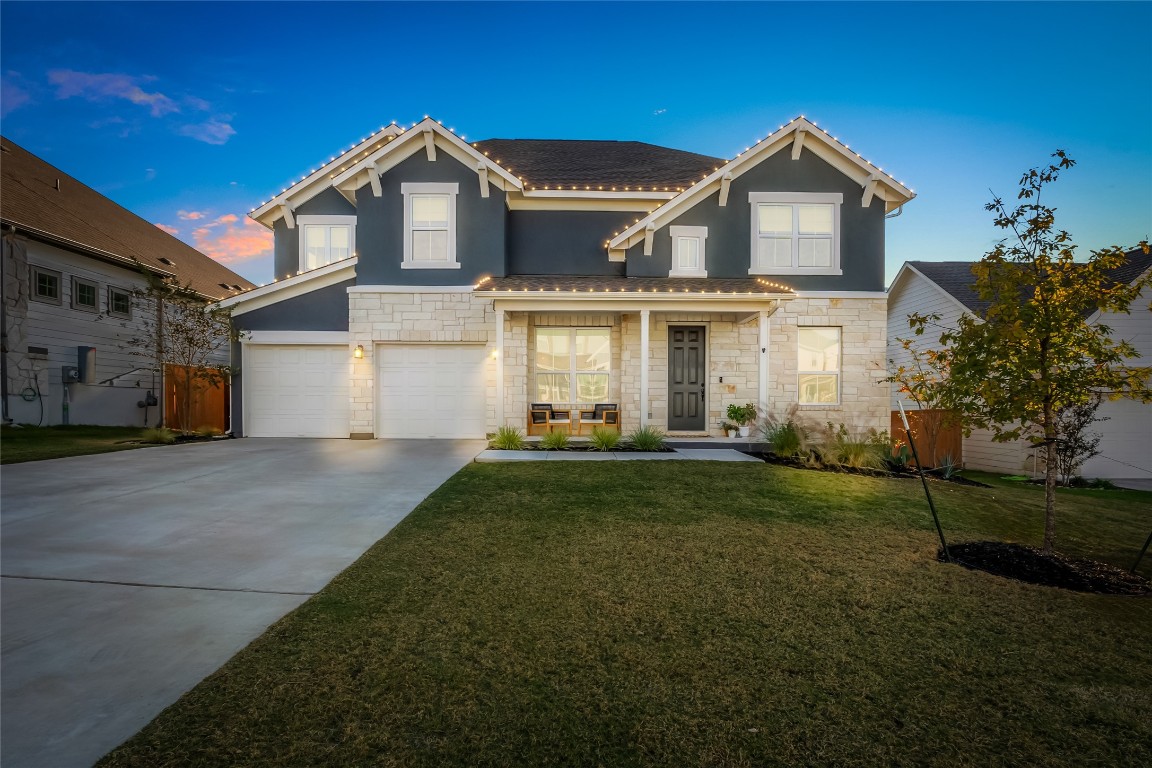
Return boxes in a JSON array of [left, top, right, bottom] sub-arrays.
[[100, 462, 1152, 768], [1, 424, 154, 464]]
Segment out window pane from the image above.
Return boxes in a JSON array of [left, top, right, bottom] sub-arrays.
[[576, 374, 609, 402], [798, 238, 832, 267], [758, 204, 792, 234], [798, 374, 839, 404], [37, 272, 58, 298], [304, 226, 327, 269], [574, 329, 610, 371], [329, 226, 350, 261], [536, 373, 570, 403], [76, 282, 96, 307], [758, 237, 792, 268], [798, 204, 833, 234], [412, 195, 448, 227], [677, 237, 699, 270], [412, 230, 448, 261], [798, 327, 840, 372], [111, 291, 131, 315], [535, 329, 570, 371]]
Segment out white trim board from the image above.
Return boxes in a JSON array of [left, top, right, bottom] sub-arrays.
[[242, 331, 350, 345], [216, 258, 358, 314], [347, 285, 478, 293]]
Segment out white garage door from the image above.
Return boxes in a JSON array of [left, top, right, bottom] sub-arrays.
[[378, 345, 488, 438], [245, 345, 349, 437]]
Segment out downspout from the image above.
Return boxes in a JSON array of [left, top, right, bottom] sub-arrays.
[[885, 205, 905, 220]]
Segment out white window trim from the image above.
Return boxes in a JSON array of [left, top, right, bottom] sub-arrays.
[[297, 215, 356, 273], [534, 326, 611, 405], [401, 182, 460, 269], [71, 276, 99, 312], [107, 286, 132, 318], [797, 326, 842, 406], [668, 225, 708, 277], [31, 266, 62, 305], [748, 192, 843, 276]]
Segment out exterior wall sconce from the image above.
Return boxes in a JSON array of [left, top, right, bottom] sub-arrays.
[[353, 344, 364, 359]]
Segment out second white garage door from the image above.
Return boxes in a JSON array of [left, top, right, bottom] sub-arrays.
[[245, 345, 349, 438], [377, 345, 488, 438]]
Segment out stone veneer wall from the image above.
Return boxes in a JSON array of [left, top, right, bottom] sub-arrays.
[[348, 290, 496, 437]]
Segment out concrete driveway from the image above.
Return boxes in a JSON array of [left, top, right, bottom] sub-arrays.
[[1, 438, 481, 768]]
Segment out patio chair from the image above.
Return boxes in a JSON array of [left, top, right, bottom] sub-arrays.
[[576, 403, 620, 435], [528, 403, 572, 435]]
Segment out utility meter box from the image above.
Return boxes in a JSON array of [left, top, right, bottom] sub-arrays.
[[61, 366, 80, 383]]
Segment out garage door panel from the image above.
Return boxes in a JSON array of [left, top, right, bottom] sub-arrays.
[[377, 345, 487, 439], [245, 345, 349, 438]]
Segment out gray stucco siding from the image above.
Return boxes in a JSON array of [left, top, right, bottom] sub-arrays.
[[353, 152, 507, 285], [232, 280, 353, 332], [625, 150, 886, 292], [508, 210, 627, 276], [229, 339, 244, 436], [272, 188, 357, 280]]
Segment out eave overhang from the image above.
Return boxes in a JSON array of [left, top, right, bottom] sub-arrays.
[[216, 257, 357, 315]]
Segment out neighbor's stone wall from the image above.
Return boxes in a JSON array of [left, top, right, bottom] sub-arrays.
[[348, 290, 496, 436]]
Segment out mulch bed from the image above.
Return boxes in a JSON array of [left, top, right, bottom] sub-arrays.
[[742, 451, 991, 487], [944, 541, 1150, 595]]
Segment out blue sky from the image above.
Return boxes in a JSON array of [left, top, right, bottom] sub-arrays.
[[2, 1, 1149, 284]]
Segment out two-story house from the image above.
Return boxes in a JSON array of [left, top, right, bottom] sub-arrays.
[[219, 116, 914, 439], [1, 137, 255, 428]]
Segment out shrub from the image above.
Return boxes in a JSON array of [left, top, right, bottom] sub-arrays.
[[938, 453, 958, 479], [725, 402, 757, 426], [887, 444, 912, 471], [627, 425, 666, 452], [759, 405, 807, 458], [811, 423, 889, 471], [140, 427, 176, 445], [489, 426, 525, 450], [589, 426, 621, 451], [539, 430, 570, 450]]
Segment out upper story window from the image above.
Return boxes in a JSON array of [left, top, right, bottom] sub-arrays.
[[798, 326, 841, 405], [298, 215, 355, 272], [108, 286, 132, 318], [668, 225, 708, 277], [748, 192, 842, 276], [31, 266, 61, 304], [72, 277, 99, 312], [402, 182, 459, 269]]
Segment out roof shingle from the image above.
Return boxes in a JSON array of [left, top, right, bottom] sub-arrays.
[[0, 137, 254, 299]]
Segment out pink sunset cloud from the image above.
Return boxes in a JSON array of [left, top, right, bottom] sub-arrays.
[[192, 215, 271, 265], [178, 210, 207, 220], [49, 69, 178, 117], [154, 223, 179, 236]]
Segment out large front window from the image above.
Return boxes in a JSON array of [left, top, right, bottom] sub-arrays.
[[748, 192, 842, 275], [298, 215, 355, 271], [798, 327, 841, 404], [535, 328, 610, 403]]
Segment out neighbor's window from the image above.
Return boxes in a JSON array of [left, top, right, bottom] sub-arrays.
[[31, 267, 62, 304], [402, 182, 459, 269], [668, 225, 708, 277], [535, 328, 610, 403], [72, 277, 99, 311], [798, 327, 840, 404], [108, 287, 132, 318], [749, 192, 842, 275], [298, 215, 355, 272]]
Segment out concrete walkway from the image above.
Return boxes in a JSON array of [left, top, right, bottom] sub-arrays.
[[476, 448, 762, 462], [1, 438, 482, 768]]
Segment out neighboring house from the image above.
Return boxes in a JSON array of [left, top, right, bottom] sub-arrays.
[[887, 254, 1152, 479], [0, 137, 256, 427], [219, 115, 915, 439]]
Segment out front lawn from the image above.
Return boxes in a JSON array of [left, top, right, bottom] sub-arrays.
[[0, 424, 154, 464], [101, 462, 1152, 767]]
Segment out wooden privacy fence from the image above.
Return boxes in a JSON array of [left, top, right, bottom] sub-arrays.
[[890, 408, 963, 468], [165, 364, 228, 433]]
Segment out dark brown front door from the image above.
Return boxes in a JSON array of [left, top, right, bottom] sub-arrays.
[[668, 326, 705, 431]]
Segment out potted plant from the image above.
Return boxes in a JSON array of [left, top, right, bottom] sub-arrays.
[[726, 402, 757, 437], [721, 422, 739, 438]]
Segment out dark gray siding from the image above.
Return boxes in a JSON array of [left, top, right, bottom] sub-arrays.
[[354, 152, 507, 285], [233, 280, 353, 332], [272, 188, 356, 280], [229, 339, 243, 436], [508, 210, 628, 276], [625, 150, 886, 291]]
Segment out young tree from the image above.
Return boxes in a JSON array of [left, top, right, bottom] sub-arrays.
[[1049, 397, 1107, 486], [129, 275, 238, 434], [887, 333, 957, 467], [909, 152, 1151, 554]]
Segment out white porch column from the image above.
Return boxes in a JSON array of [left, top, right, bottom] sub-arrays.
[[640, 309, 650, 427], [495, 307, 505, 427], [758, 309, 770, 416]]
